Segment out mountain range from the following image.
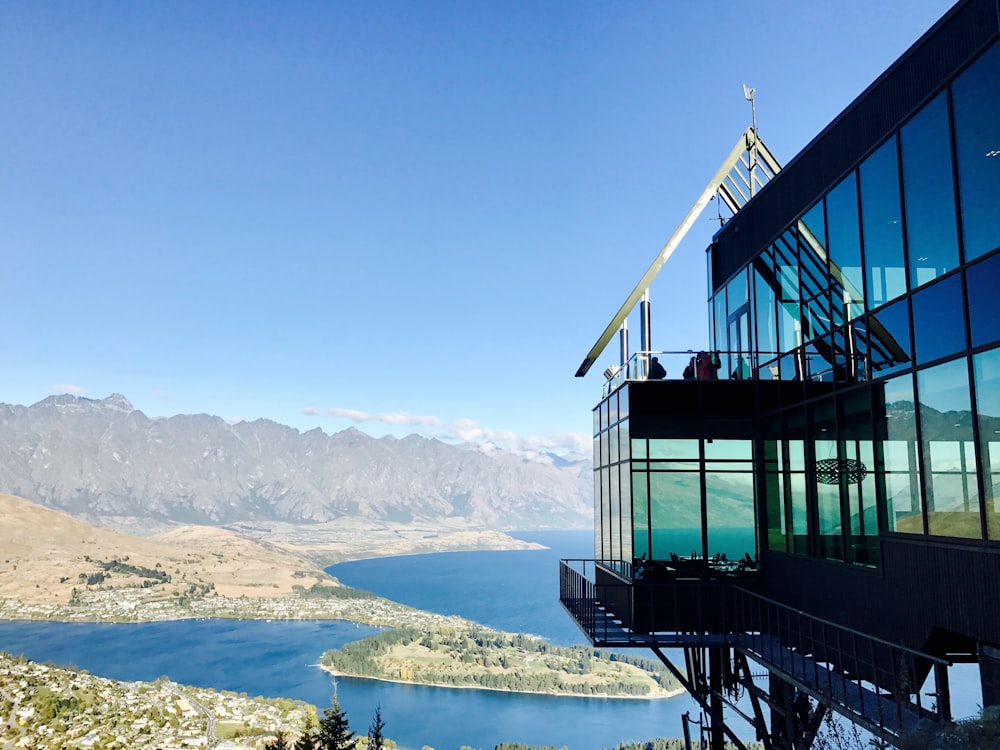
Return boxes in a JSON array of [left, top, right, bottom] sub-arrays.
[[0, 394, 591, 530]]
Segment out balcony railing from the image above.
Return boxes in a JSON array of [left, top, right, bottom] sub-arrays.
[[601, 348, 873, 396], [559, 559, 951, 741]]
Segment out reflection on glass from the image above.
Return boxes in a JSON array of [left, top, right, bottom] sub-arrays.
[[775, 232, 801, 354], [706, 472, 757, 561], [790, 473, 808, 554], [727, 269, 748, 316], [967, 254, 1000, 348], [952, 43, 1000, 261], [620, 465, 633, 563], [618, 420, 630, 463], [649, 472, 703, 559], [973, 348, 1000, 540], [649, 438, 700, 459], [860, 135, 906, 306], [849, 440, 880, 566], [632, 471, 650, 560], [704, 439, 752, 460], [754, 254, 778, 358], [911, 274, 966, 364], [868, 297, 912, 377], [826, 173, 864, 321], [610, 470, 621, 561], [815, 439, 843, 560], [763, 441, 787, 552], [918, 358, 979, 538], [632, 438, 647, 460], [901, 91, 959, 288], [881, 373, 923, 533]]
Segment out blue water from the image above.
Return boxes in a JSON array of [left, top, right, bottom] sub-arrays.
[[328, 530, 591, 646], [0, 529, 981, 748], [0, 530, 705, 750]]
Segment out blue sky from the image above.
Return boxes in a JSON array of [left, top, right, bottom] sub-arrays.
[[0, 0, 956, 455]]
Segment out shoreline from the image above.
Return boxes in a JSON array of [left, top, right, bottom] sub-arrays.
[[318, 664, 686, 702]]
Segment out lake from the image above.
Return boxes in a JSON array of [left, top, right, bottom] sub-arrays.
[[0, 530, 708, 750], [0, 529, 982, 748]]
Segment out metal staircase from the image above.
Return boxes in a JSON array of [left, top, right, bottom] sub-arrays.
[[559, 560, 951, 749]]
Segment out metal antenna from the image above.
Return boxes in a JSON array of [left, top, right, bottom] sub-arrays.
[[743, 84, 758, 196]]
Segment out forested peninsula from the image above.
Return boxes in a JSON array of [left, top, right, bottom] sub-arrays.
[[321, 626, 684, 698]]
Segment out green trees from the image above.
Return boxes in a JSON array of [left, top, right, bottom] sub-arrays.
[[316, 698, 356, 750], [367, 704, 387, 750]]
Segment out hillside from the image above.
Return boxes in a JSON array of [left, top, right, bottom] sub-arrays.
[[0, 394, 590, 530], [0, 492, 336, 605]]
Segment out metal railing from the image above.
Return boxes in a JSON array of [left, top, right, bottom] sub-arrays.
[[559, 559, 951, 739], [600, 348, 873, 396]]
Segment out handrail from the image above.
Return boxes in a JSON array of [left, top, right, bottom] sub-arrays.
[[558, 559, 951, 739]]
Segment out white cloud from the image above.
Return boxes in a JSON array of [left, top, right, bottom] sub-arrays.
[[325, 407, 443, 428], [445, 418, 589, 456], [51, 384, 86, 395], [312, 406, 587, 457], [302, 406, 320, 415]]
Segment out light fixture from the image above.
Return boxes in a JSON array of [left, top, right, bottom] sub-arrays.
[[816, 458, 868, 485]]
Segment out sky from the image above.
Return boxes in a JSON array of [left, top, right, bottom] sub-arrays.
[[0, 0, 958, 456]]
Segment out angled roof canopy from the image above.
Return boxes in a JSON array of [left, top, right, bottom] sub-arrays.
[[575, 127, 781, 378]]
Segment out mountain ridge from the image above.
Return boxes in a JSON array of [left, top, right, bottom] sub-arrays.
[[0, 394, 591, 530]]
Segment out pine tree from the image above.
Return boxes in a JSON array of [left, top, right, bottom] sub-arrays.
[[316, 697, 356, 750], [368, 704, 386, 750], [294, 715, 317, 750], [265, 730, 292, 750]]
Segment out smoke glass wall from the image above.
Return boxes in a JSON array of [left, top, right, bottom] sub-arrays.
[[709, 39, 999, 561], [592, 391, 757, 570]]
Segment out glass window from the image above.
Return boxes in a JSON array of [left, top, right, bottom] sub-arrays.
[[632, 470, 650, 561], [649, 472, 703, 560], [610, 466, 621, 561], [901, 91, 959, 288], [952, 43, 1000, 261], [727, 269, 748, 316], [827, 173, 865, 321], [775, 232, 802, 353], [632, 438, 647, 459], [911, 274, 966, 365], [801, 200, 826, 252], [867, 298, 912, 378], [860, 135, 906, 306], [918, 358, 979, 539], [714, 292, 727, 361], [753, 255, 778, 360], [815, 438, 844, 561], [881, 373, 923, 533], [704, 439, 752, 461], [973, 348, 1000, 540], [967, 253, 1000, 348], [618, 420, 631, 463], [790, 473, 808, 555], [619, 387, 629, 422], [649, 438, 700, 460], [763, 441, 788, 552], [848, 440, 880, 567], [609, 424, 619, 465], [706, 472, 756, 561], [620, 465, 633, 563]]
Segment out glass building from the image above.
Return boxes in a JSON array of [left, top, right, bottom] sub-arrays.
[[563, 1, 1000, 747]]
